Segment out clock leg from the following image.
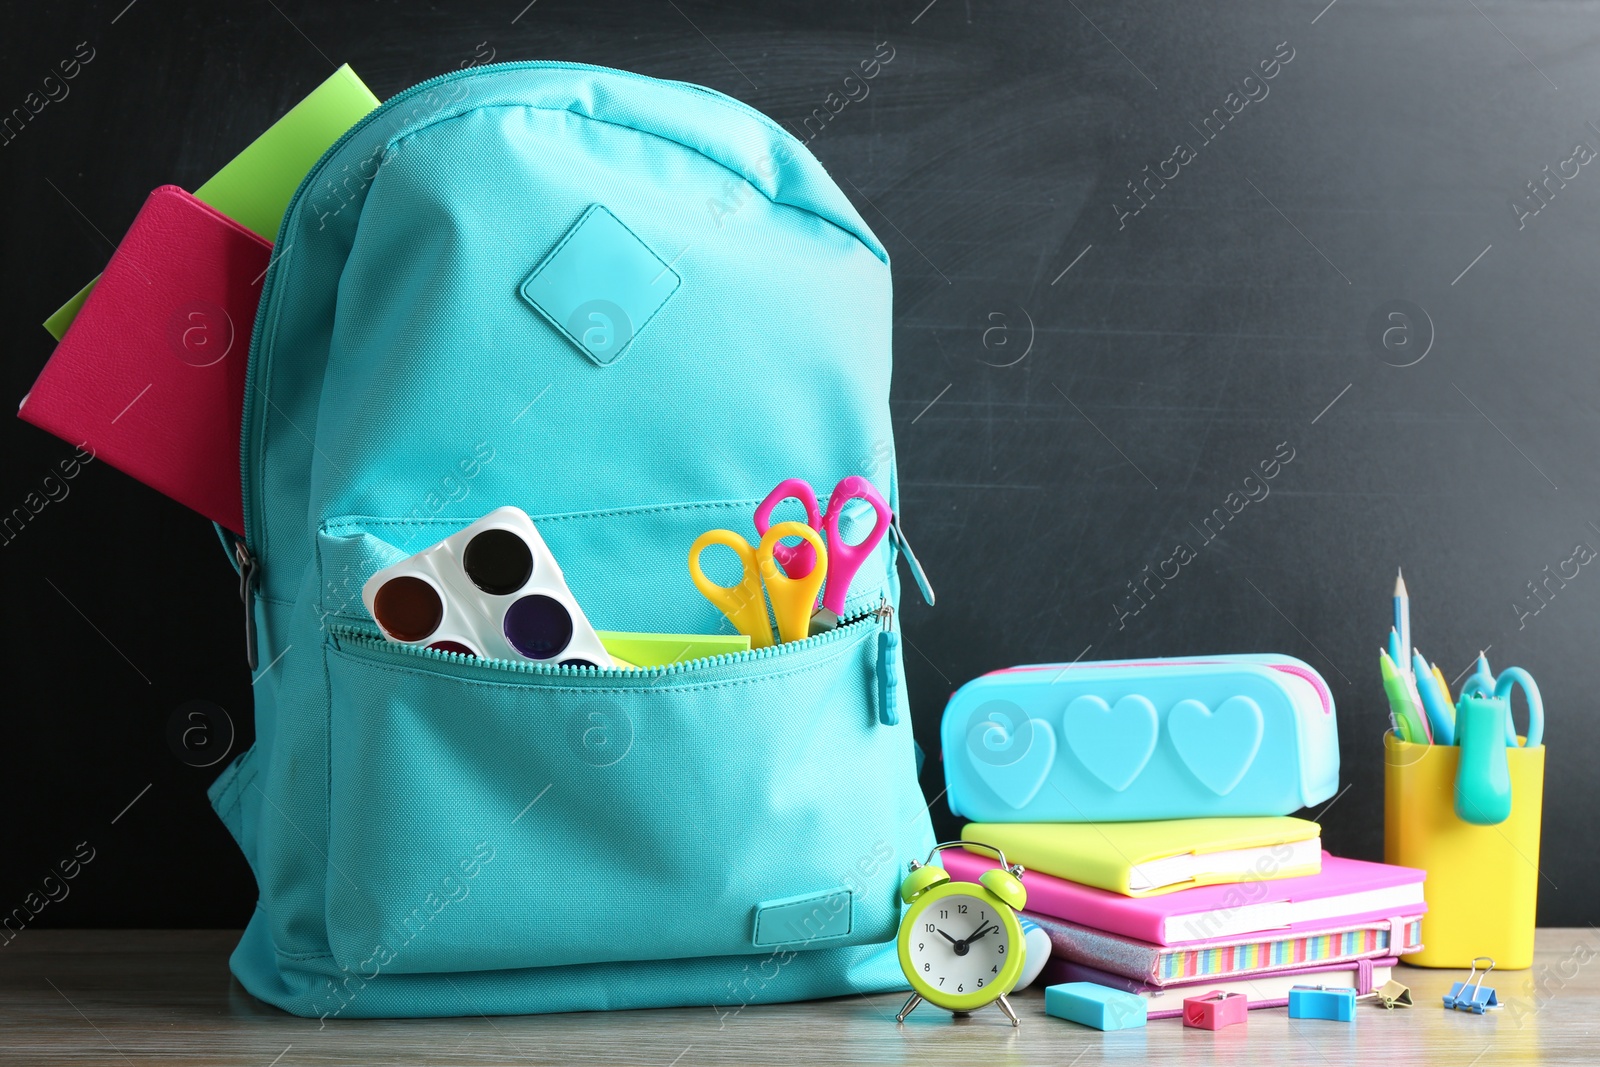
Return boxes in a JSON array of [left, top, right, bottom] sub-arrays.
[[896, 993, 922, 1023], [996, 994, 1019, 1027]]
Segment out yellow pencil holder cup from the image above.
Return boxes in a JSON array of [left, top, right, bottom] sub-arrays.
[[1384, 732, 1544, 969]]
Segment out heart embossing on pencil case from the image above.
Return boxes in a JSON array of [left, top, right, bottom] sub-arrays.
[[1167, 695, 1264, 795], [966, 700, 1058, 809], [1061, 693, 1159, 791]]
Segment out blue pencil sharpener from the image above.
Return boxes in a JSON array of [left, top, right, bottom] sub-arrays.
[[1288, 985, 1356, 1022]]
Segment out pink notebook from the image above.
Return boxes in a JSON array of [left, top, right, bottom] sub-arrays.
[[943, 848, 1425, 945], [20, 185, 268, 533], [1041, 957, 1398, 1020]]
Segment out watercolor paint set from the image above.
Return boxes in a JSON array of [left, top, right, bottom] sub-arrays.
[[361, 506, 612, 668]]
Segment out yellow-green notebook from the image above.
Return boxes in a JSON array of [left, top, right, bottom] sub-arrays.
[[596, 631, 750, 668], [963, 817, 1322, 897]]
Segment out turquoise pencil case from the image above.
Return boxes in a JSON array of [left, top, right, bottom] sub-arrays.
[[942, 655, 1339, 822]]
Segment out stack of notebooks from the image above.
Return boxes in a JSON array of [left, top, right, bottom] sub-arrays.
[[948, 817, 1425, 1019]]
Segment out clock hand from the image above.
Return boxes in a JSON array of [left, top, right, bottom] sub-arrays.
[[935, 929, 959, 945], [964, 923, 1000, 944]]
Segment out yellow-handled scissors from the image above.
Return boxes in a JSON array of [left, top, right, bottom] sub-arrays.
[[689, 521, 827, 647]]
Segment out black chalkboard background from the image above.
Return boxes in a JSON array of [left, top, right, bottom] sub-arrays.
[[3, 0, 1597, 929]]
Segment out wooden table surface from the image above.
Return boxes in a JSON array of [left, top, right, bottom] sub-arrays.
[[2, 929, 1596, 1065]]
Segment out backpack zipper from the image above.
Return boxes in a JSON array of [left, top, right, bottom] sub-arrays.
[[331, 607, 879, 681], [889, 515, 935, 606], [235, 538, 259, 670], [876, 598, 901, 725]]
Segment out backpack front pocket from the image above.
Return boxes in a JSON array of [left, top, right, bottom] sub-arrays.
[[322, 617, 922, 976]]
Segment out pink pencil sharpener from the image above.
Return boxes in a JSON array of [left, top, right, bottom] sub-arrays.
[[1183, 990, 1248, 1030]]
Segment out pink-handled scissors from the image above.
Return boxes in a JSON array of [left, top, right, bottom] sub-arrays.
[[754, 474, 892, 629]]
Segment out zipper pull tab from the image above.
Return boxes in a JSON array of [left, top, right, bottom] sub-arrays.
[[235, 540, 259, 670], [876, 598, 900, 726], [889, 515, 935, 607]]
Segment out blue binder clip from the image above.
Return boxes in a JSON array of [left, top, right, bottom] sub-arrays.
[[1288, 984, 1357, 1022], [1443, 957, 1501, 1014]]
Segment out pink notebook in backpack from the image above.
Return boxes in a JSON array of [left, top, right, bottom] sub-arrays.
[[20, 185, 269, 533]]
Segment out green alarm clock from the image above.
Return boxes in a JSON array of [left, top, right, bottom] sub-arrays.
[[895, 842, 1028, 1026]]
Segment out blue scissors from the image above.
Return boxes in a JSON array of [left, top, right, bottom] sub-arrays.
[[1458, 656, 1544, 747]]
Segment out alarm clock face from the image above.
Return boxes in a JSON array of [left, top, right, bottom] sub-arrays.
[[905, 892, 1014, 1001]]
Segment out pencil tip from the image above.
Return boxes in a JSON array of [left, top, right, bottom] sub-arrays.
[[1394, 569, 1407, 596]]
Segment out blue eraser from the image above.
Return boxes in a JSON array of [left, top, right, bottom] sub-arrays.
[[1044, 981, 1148, 1031]]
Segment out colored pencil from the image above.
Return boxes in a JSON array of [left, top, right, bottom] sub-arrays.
[[1412, 648, 1454, 745], [1380, 650, 1427, 744], [1393, 571, 1411, 681]]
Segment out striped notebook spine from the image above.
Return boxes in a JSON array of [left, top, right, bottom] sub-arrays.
[[1158, 920, 1421, 981]]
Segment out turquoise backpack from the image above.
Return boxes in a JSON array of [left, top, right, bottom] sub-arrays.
[[207, 62, 936, 1019]]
